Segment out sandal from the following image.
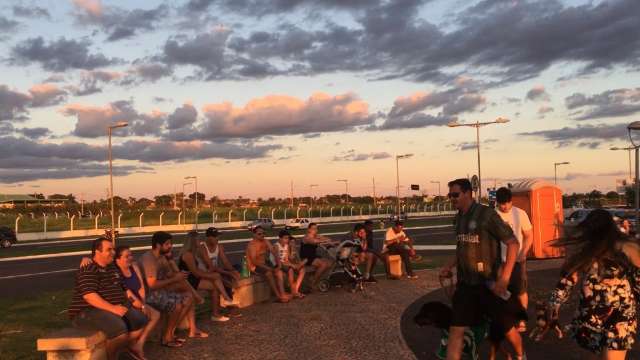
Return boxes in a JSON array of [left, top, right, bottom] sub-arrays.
[[293, 292, 305, 299], [126, 350, 146, 360], [189, 331, 209, 339], [174, 337, 187, 344]]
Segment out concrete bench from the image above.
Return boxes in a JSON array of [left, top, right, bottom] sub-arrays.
[[388, 254, 403, 278], [37, 328, 106, 360], [232, 275, 272, 308]]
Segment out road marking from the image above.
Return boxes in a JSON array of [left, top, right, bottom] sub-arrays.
[[0, 224, 454, 262], [413, 245, 456, 250], [0, 268, 77, 280]]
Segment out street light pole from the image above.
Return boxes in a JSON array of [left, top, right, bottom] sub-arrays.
[[448, 117, 509, 201], [554, 162, 570, 185], [627, 121, 640, 228], [182, 182, 192, 225], [430, 181, 441, 197], [336, 179, 348, 204], [185, 176, 198, 228], [396, 154, 414, 216], [309, 184, 318, 208], [107, 122, 128, 244], [610, 146, 635, 181]]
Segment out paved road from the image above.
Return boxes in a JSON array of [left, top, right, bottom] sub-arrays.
[[0, 225, 455, 298]]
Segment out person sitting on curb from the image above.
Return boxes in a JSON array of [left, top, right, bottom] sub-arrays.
[[300, 223, 338, 291], [246, 226, 291, 303], [68, 238, 148, 360], [140, 231, 206, 348], [385, 220, 418, 279], [274, 230, 307, 299], [200, 227, 242, 318], [178, 231, 239, 322]]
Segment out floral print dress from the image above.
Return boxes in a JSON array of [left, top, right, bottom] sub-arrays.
[[549, 250, 640, 353]]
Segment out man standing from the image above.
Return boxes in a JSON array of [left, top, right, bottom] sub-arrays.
[[246, 226, 290, 303], [68, 238, 148, 360], [385, 220, 417, 279], [440, 179, 525, 360], [496, 187, 533, 332]]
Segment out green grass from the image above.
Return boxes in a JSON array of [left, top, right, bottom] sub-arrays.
[[0, 290, 72, 360]]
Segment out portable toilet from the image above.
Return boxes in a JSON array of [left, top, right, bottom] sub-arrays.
[[510, 179, 564, 259]]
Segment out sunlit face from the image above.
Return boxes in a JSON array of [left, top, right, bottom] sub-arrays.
[[116, 249, 133, 268], [308, 225, 318, 236], [498, 201, 512, 213], [96, 240, 115, 264], [448, 184, 472, 210], [159, 240, 173, 255], [393, 224, 403, 233], [279, 235, 290, 245], [254, 229, 265, 240], [355, 229, 367, 240], [207, 235, 219, 246]]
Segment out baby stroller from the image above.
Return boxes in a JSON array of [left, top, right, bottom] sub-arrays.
[[316, 238, 365, 293]]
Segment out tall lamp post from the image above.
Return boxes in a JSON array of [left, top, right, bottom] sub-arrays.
[[108, 121, 128, 244], [336, 179, 349, 204], [182, 182, 192, 225], [309, 184, 318, 207], [448, 117, 510, 201], [396, 154, 414, 216], [430, 181, 441, 197], [184, 176, 198, 228], [610, 146, 634, 181], [554, 162, 570, 185], [627, 121, 640, 227]]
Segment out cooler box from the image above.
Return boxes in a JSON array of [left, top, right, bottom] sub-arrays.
[[510, 179, 564, 259]]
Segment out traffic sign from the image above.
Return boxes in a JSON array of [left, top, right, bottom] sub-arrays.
[[471, 175, 479, 192], [410, 184, 420, 191]]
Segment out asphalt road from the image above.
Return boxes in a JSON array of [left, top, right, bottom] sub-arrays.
[[0, 225, 455, 298]]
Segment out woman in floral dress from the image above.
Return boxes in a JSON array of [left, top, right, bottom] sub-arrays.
[[547, 209, 640, 360]]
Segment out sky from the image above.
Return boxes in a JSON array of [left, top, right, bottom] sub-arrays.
[[0, 0, 639, 200]]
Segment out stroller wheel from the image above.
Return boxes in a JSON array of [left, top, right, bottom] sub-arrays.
[[317, 279, 330, 293]]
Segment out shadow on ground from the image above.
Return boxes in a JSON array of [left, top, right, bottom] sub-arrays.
[[401, 268, 640, 360]]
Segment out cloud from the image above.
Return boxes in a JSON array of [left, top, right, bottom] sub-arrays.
[[526, 85, 550, 102], [0, 85, 31, 121], [12, 5, 51, 19], [166, 103, 197, 130], [332, 150, 391, 162], [519, 123, 627, 146], [28, 84, 67, 107], [15, 127, 51, 139], [538, 105, 554, 115], [113, 140, 281, 162], [67, 70, 123, 96], [0, 15, 20, 33], [127, 63, 173, 83], [186, 92, 372, 139], [72, 0, 168, 41], [565, 88, 640, 121], [162, 30, 231, 79], [371, 113, 454, 131], [10, 37, 118, 72], [60, 100, 139, 137], [448, 138, 498, 151]]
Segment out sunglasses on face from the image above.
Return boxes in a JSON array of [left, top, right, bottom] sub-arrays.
[[256, 232, 265, 236], [447, 192, 461, 199]]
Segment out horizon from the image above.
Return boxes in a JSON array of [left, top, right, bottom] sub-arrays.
[[1, 0, 639, 200]]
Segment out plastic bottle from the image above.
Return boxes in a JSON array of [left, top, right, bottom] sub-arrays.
[[240, 256, 250, 278]]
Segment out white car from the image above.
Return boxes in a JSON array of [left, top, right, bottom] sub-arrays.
[[284, 218, 311, 230], [247, 218, 275, 231]]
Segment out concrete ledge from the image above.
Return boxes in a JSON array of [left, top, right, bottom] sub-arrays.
[[233, 275, 272, 308], [37, 328, 106, 360]]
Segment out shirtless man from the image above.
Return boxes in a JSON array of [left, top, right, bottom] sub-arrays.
[[245, 226, 290, 303]]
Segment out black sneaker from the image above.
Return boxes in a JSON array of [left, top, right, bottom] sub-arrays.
[[364, 276, 378, 283]]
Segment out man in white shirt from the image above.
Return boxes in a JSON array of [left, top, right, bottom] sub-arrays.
[[496, 187, 533, 332], [384, 221, 417, 279]]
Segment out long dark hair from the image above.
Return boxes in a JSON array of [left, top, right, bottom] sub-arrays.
[[558, 209, 625, 275]]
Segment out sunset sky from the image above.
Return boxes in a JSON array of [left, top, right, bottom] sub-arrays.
[[1, 0, 639, 200]]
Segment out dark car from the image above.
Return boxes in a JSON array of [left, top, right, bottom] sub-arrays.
[[0, 226, 17, 248]]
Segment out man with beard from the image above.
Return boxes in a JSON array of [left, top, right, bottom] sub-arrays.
[[140, 231, 198, 348]]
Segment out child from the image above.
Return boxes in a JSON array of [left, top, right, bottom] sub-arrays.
[[274, 230, 307, 299]]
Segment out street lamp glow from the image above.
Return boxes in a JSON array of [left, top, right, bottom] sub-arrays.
[[447, 117, 510, 201]]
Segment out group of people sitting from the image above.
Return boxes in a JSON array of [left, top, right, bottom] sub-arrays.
[[67, 220, 420, 359]]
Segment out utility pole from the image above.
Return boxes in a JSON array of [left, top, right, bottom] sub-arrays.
[[290, 180, 294, 208], [372, 177, 377, 206]]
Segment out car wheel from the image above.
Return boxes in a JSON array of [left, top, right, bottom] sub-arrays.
[[0, 238, 11, 248]]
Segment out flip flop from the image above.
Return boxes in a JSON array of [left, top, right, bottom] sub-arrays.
[[293, 293, 305, 299], [189, 331, 209, 339], [161, 340, 183, 348], [174, 337, 187, 344], [126, 350, 146, 360]]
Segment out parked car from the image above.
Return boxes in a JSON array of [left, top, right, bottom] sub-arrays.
[[564, 208, 590, 225], [247, 218, 275, 231], [0, 226, 17, 248], [284, 218, 311, 230], [565, 208, 637, 232]]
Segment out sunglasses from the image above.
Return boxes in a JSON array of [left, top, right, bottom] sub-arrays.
[[255, 232, 265, 236], [447, 192, 461, 199]]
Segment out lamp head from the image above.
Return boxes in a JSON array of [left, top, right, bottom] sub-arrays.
[[495, 117, 510, 124], [627, 121, 640, 131], [447, 120, 460, 127], [111, 121, 128, 128]]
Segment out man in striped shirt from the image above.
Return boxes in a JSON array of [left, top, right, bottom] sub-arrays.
[[68, 238, 148, 360]]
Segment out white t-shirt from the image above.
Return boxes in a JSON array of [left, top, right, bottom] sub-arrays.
[[274, 242, 290, 264], [384, 228, 408, 252], [497, 206, 532, 262]]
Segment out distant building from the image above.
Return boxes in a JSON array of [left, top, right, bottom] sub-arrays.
[[0, 194, 68, 209]]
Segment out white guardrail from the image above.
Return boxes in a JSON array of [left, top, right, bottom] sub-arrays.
[[15, 209, 456, 242]]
